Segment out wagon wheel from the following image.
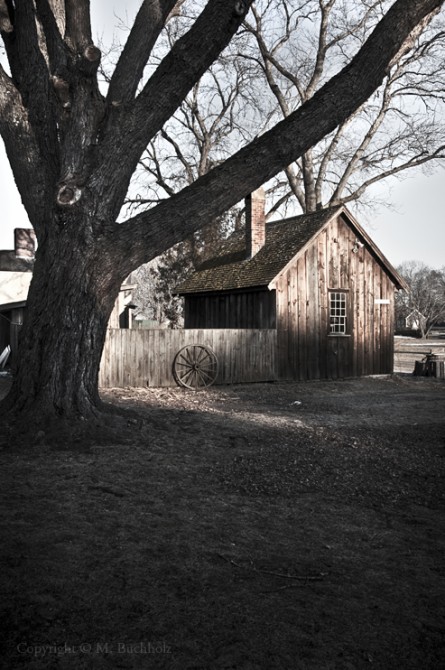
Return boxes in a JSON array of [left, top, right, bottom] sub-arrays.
[[173, 344, 218, 390]]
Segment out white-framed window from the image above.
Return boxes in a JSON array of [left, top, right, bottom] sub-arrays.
[[329, 291, 347, 335]]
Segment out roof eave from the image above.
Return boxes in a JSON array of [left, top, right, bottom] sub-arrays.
[[338, 207, 409, 291]]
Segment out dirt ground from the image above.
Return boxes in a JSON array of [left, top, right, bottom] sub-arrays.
[[1, 373, 445, 669]]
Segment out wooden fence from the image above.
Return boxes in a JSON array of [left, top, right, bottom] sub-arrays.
[[99, 331, 445, 389], [393, 337, 445, 374], [99, 328, 277, 388]]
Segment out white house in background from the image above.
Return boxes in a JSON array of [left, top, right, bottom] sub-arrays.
[[405, 309, 427, 332]]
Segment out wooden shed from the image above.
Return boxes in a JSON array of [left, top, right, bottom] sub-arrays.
[[177, 194, 407, 381]]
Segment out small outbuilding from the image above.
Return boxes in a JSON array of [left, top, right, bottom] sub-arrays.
[[177, 192, 407, 380]]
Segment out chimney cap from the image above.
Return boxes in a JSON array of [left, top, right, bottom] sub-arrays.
[[14, 228, 36, 259]]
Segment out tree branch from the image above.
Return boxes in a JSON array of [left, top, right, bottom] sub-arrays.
[[331, 81, 392, 203], [305, 0, 334, 99], [1, 1, 59, 180], [244, 8, 305, 101], [0, 65, 52, 232], [107, 0, 179, 104], [160, 128, 195, 185], [315, 114, 357, 205], [335, 145, 445, 207], [65, 0, 92, 51], [92, 0, 253, 221], [64, 0, 101, 75], [35, 0, 68, 75], [109, 0, 445, 275]]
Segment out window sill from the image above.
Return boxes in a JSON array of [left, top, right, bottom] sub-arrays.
[[328, 333, 351, 338]]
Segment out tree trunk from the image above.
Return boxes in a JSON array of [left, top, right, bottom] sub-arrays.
[[1, 226, 122, 424]]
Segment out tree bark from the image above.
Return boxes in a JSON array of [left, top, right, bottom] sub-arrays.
[[2, 224, 122, 423]]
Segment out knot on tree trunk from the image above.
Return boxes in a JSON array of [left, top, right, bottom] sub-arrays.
[[0, 0, 12, 33], [78, 44, 101, 75], [0, 15, 12, 32], [233, 1, 247, 17], [57, 183, 82, 207], [52, 76, 71, 109]]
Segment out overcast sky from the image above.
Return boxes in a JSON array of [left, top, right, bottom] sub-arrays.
[[1, 0, 444, 269], [359, 169, 445, 269]]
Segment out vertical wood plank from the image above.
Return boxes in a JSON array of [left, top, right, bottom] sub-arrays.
[[318, 230, 328, 378]]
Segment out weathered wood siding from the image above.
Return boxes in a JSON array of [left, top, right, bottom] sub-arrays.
[[184, 289, 276, 329], [99, 328, 277, 388], [275, 213, 395, 380]]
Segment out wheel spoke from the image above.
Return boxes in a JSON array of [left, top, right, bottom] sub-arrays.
[[178, 353, 193, 366], [195, 347, 208, 365], [181, 368, 195, 386], [195, 368, 207, 386], [197, 367, 215, 381]]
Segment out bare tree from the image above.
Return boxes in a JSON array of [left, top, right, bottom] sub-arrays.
[[396, 261, 445, 337], [0, 0, 443, 429], [242, 0, 445, 215]]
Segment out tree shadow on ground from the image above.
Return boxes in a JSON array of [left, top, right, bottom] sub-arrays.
[[1, 376, 445, 669]]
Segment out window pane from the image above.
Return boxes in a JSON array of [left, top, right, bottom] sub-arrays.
[[329, 291, 347, 334]]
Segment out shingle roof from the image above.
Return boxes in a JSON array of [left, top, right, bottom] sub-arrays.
[[177, 207, 339, 294]]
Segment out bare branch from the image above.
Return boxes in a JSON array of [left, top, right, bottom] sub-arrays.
[[35, 0, 67, 75], [335, 145, 445, 207], [65, 0, 93, 51], [1, 1, 59, 180], [305, 0, 334, 99], [107, 0, 178, 104], [111, 0, 445, 274], [331, 80, 393, 202], [92, 0, 253, 220], [244, 9, 305, 101], [160, 128, 195, 185], [0, 65, 52, 231]]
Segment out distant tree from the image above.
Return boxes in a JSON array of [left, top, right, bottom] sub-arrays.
[[133, 242, 192, 328], [396, 261, 445, 337], [133, 209, 241, 327]]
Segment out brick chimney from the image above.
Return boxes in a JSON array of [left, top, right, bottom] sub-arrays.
[[245, 187, 266, 259], [14, 228, 36, 258]]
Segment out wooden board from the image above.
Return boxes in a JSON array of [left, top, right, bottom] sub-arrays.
[[99, 328, 278, 388]]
